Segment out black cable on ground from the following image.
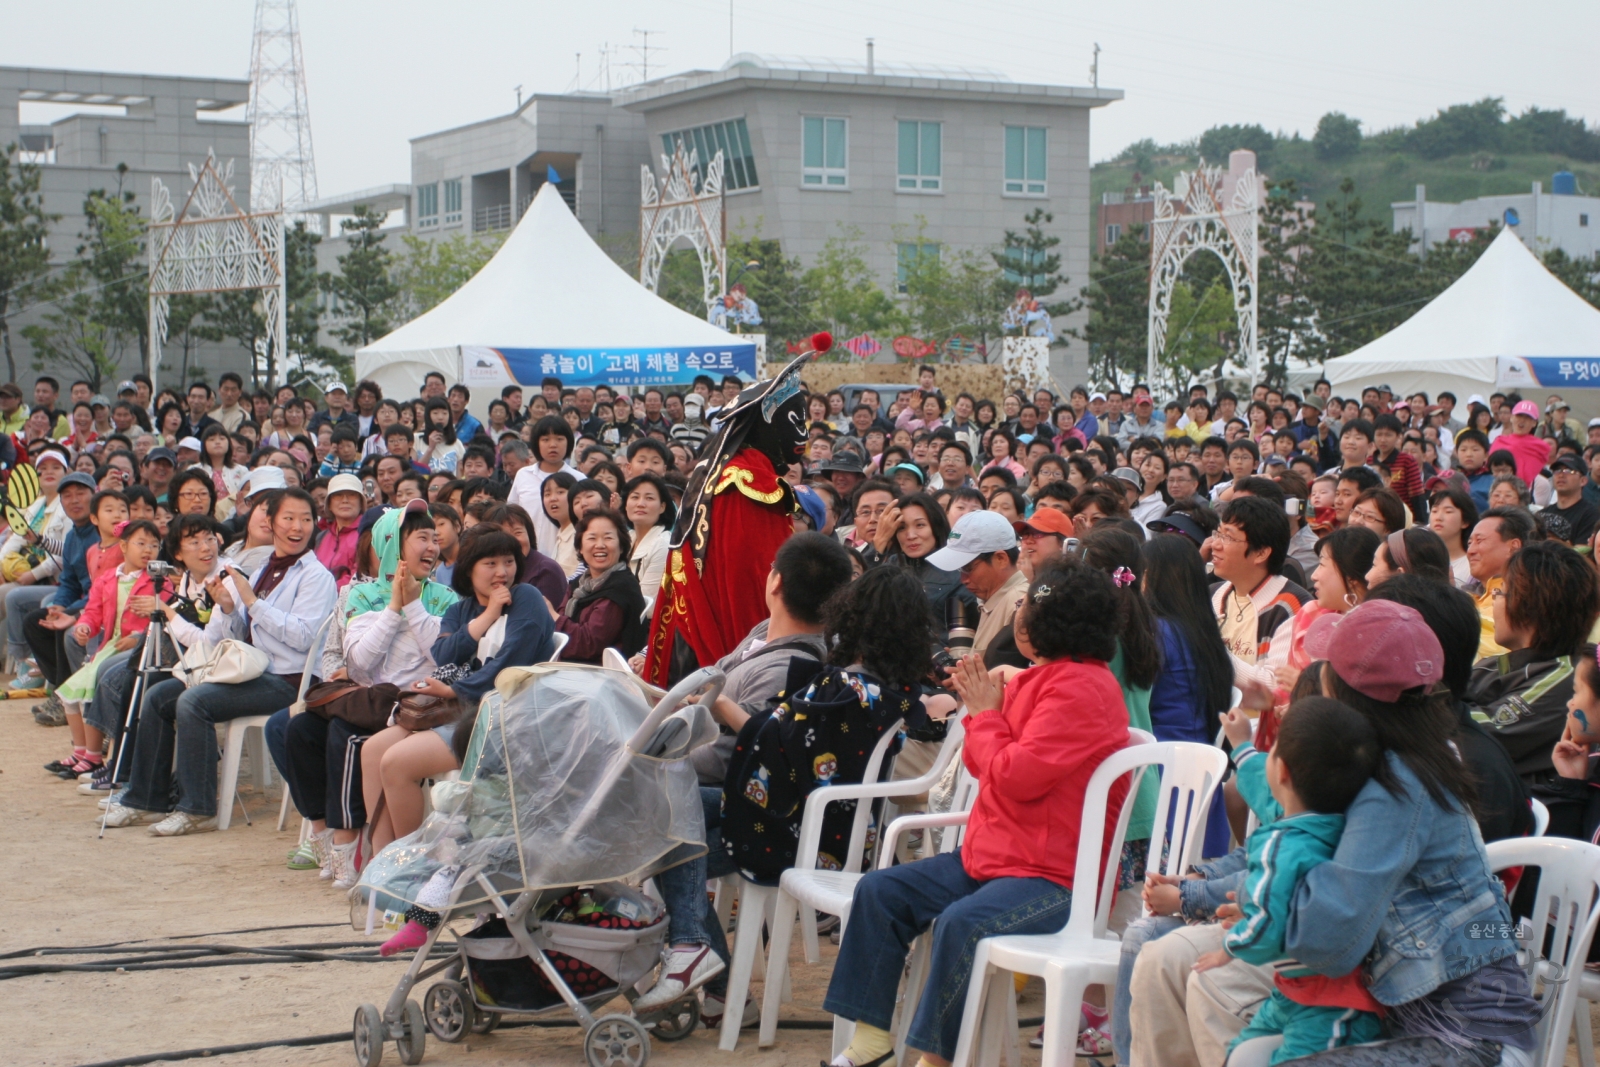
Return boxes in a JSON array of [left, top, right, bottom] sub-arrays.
[[0, 922, 347, 960], [74, 1015, 1050, 1067], [0, 942, 392, 980]]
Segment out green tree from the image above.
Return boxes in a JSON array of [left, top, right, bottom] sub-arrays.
[[324, 204, 397, 348], [22, 185, 148, 392], [724, 233, 812, 350], [1406, 98, 1507, 158], [1257, 181, 1317, 387], [1313, 112, 1362, 161], [206, 290, 268, 385], [284, 222, 343, 387], [165, 294, 215, 384], [1198, 124, 1275, 166], [1541, 246, 1600, 309], [803, 226, 904, 343], [390, 231, 504, 322], [1300, 178, 1424, 363], [1162, 279, 1236, 380], [895, 221, 1004, 358], [1081, 223, 1151, 387], [0, 145, 58, 383]]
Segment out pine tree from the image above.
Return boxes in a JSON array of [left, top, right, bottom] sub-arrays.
[[0, 145, 57, 383], [324, 204, 397, 348]]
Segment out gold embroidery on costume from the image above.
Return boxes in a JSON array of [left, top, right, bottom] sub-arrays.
[[713, 465, 786, 504]]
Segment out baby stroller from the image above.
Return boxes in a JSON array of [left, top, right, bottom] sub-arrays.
[[349, 661, 726, 1067]]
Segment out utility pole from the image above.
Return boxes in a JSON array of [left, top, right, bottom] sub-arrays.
[[516, 84, 523, 108], [1091, 43, 1101, 88]]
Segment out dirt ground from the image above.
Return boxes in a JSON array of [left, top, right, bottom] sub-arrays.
[[2, 699, 1048, 1067], [8, 697, 1595, 1067]]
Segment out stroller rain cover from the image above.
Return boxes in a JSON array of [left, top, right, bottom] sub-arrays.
[[358, 663, 712, 912]]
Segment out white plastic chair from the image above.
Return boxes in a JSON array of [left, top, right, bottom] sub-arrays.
[[547, 631, 569, 662], [717, 715, 906, 1051], [1531, 797, 1551, 837], [759, 714, 969, 1049], [1484, 837, 1600, 1067], [950, 737, 1228, 1067]]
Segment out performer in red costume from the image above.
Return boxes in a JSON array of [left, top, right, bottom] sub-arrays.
[[642, 334, 832, 686]]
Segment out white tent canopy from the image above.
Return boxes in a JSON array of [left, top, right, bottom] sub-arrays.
[[1325, 227, 1600, 401], [355, 183, 755, 410]]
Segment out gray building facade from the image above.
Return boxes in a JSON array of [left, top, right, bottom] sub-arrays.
[[1, 66, 251, 386], [1393, 177, 1600, 259]]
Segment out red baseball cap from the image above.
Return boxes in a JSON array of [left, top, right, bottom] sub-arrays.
[[1304, 600, 1443, 703], [1013, 509, 1075, 538]]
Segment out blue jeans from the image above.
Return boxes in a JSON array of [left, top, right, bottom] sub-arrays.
[[1114, 914, 1184, 1065], [264, 707, 290, 784], [823, 849, 1073, 1061], [654, 786, 736, 996], [5, 584, 52, 664], [121, 674, 298, 818], [82, 649, 135, 740]]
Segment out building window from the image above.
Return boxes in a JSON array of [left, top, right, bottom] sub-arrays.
[[802, 116, 848, 187], [1105, 223, 1121, 245], [1582, 214, 1591, 227], [1004, 126, 1047, 196], [896, 242, 940, 294], [661, 118, 759, 191], [416, 183, 438, 227], [898, 121, 942, 192], [443, 179, 462, 225]]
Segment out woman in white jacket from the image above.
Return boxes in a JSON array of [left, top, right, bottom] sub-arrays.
[[623, 472, 675, 609]]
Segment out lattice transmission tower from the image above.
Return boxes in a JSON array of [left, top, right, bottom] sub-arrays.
[[247, 0, 318, 220]]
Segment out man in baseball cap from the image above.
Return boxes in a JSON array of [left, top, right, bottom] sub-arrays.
[[1013, 507, 1075, 576], [1546, 453, 1600, 545], [928, 510, 1028, 665]]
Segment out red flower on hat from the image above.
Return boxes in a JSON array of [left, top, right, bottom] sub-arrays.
[[810, 331, 833, 353]]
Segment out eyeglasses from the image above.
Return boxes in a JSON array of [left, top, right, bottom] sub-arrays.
[[176, 489, 210, 502], [855, 503, 891, 520], [1213, 529, 1249, 546]]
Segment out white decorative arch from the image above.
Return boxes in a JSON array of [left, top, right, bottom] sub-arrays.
[[148, 151, 286, 392], [638, 144, 727, 319], [1146, 160, 1260, 390]]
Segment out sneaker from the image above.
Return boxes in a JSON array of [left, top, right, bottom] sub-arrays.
[[101, 803, 164, 828], [148, 811, 218, 836], [633, 945, 727, 1012], [286, 839, 320, 870], [310, 828, 335, 878], [8, 671, 46, 697], [330, 841, 360, 890], [77, 765, 116, 794], [32, 695, 65, 726], [98, 788, 129, 810], [700, 992, 761, 1032]]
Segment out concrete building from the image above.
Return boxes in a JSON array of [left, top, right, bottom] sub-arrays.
[[0, 65, 251, 385], [1392, 175, 1599, 259], [1097, 186, 1155, 253], [318, 53, 1120, 386]]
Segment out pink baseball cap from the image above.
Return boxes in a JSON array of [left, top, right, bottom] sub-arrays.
[[1304, 599, 1443, 703], [1512, 400, 1539, 420]]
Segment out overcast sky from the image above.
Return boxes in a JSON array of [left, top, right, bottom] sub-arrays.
[[5, 0, 1597, 198]]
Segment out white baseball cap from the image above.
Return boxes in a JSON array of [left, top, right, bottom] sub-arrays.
[[927, 510, 1018, 571], [177, 435, 203, 452], [244, 465, 288, 497], [326, 473, 365, 499]]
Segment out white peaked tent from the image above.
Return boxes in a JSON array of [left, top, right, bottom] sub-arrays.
[[354, 183, 755, 409], [1325, 227, 1600, 400]]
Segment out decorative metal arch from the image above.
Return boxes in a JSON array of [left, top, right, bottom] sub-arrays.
[[638, 145, 726, 319], [1146, 160, 1260, 390], [148, 151, 286, 392]]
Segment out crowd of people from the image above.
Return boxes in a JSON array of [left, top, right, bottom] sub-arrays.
[[7, 362, 1600, 1066]]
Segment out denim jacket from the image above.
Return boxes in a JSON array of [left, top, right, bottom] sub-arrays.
[[1283, 752, 1510, 1006]]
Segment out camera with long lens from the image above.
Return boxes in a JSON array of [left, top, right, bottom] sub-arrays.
[[945, 596, 978, 657]]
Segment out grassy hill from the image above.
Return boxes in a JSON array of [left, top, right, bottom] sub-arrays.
[[1092, 101, 1600, 222], [1092, 145, 1599, 222]]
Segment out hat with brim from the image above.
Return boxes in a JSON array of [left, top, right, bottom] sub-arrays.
[[144, 447, 177, 465], [244, 465, 287, 497], [793, 484, 828, 531], [1013, 508, 1075, 538], [59, 472, 97, 493], [34, 448, 71, 471], [889, 463, 925, 485], [327, 473, 365, 499], [1147, 512, 1207, 546], [1304, 599, 1443, 703], [927, 510, 1018, 571], [1112, 466, 1144, 493], [819, 454, 866, 475], [177, 436, 203, 452], [1552, 454, 1587, 475]]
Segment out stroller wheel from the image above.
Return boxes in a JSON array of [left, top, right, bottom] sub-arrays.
[[640, 995, 699, 1042], [395, 999, 426, 1065], [584, 1013, 651, 1067], [352, 1003, 384, 1067], [470, 1009, 500, 1035], [423, 980, 474, 1043]]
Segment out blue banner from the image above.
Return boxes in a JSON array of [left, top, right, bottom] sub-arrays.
[[1497, 356, 1600, 389], [477, 344, 759, 390]]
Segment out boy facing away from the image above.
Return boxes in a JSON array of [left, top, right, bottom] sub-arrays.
[[1197, 696, 1386, 1064]]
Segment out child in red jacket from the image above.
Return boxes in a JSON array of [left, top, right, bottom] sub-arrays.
[[50, 520, 167, 778]]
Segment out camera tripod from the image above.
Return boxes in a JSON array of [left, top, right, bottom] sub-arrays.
[[97, 568, 176, 839]]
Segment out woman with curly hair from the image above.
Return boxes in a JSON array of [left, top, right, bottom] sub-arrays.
[[718, 564, 934, 883], [822, 563, 1131, 1067]]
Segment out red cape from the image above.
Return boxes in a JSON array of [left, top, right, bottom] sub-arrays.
[[642, 448, 794, 686]]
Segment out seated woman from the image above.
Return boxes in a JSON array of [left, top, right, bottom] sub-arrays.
[[552, 508, 647, 664], [105, 488, 337, 836], [285, 501, 457, 887], [367, 527, 555, 853], [823, 563, 1131, 1067], [464, 500, 566, 609], [634, 563, 934, 1022]]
